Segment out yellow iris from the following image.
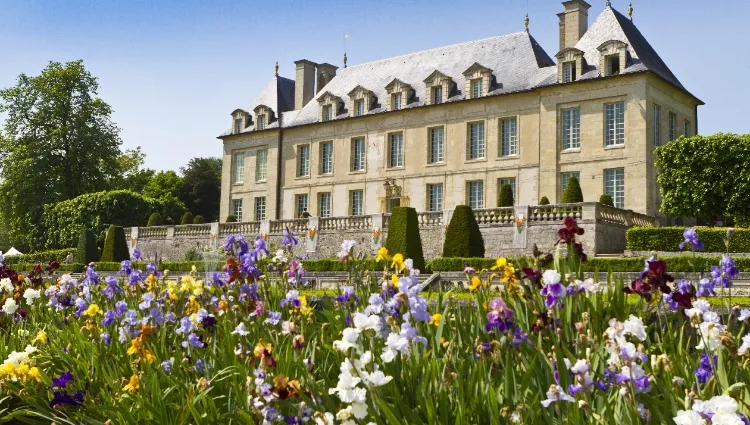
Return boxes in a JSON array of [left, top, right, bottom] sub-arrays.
[[84, 304, 101, 317], [391, 274, 400, 289], [376, 247, 391, 263], [469, 276, 482, 292], [123, 374, 140, 393], [32, 330, 48, 345], [391, 253, 405, 272], [491, 257, 516, 282], [429, 314, 442, 326]]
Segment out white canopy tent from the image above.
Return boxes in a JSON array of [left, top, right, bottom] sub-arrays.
[[3, 247, 23, 256]]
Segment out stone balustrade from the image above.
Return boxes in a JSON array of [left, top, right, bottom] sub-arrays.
[[128, 203, 657, 261]]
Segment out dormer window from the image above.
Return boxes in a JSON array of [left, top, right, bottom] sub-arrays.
[[423, 70, 454, 106], [234, 118, 243, 134], [597, 40, 628, 77], [385, 78, 413, 111], [606, 55, 620, 76], [317, 91, 344, 122], [347, 85, 376, 118], [230, 109, 248, 135], [462, 63, 493, 100], [257, 115, 266, 130], [253, 105, 274, 131], [555, 48, 585, 84], [355, 99, 364, 117], [563, 62, 576, 83], [392, 93, 402, 111], [322, 105, 333, 122], [432, 86, 443, 105]]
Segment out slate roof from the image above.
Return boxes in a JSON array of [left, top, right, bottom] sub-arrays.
[[220, 5, 697, 137]]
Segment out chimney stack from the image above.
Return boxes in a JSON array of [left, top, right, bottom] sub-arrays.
[[558, 0, 591, 51], [316, 63, 338, 94], [294, 59, 317, 110]]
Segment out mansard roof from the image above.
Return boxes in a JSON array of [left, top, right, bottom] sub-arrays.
[[220, 75, 295, 136]]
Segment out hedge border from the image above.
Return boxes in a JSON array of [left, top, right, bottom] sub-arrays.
[[626, 226, 750, 253]]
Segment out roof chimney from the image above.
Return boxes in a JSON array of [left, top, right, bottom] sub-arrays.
[[294, 59, 317, 110], [316, 63, 338, 94], [558, 0, 591, 51]]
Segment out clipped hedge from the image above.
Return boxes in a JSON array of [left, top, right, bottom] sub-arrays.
[[2, 248, 76, 266], [626, 226, 750, 253], [443, 206, 485, 258], [429, 257, 498, 272], [561, 176, 584, 203], [181, 212, 194, 225], [101, 226, 130, 263], [76, 229, 99, 264], [384, 207, 426, 271]]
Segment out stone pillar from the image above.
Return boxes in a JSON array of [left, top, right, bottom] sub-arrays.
[[624, 210, 634, 227], [260, 220, 271, 239], [210, 222, 220, 250], [581, 202, 598, 222], [441, 209, 454, 252], [371, 214, 384, 251], [512, 206, 528, 249], [306, 216, 319, 253], [130, 227, 139, 250], [166, 226, 175, 239]]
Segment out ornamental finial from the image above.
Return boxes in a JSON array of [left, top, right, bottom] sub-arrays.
[[343, 52, 348, 68], [524, 12, 529, 32], [274, 61, 279, 76], [606, 0, 611, 7], [628, 2, 634, 20]]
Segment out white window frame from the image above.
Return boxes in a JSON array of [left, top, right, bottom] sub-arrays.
[[498, 177, 516, 205], [560, 171, 580, 194], [297, 145, 310, 177], [432, 86, 443, 105], [467, 181, 484, 209], [563, 62, 575, 83], [392, 93, 402, 111], [234, 118, 243, 134], [604, 168, 625, 209], [257, 115, 266, 130], [350, 190, 364, 216], [471, 79, 483, 98], [605, 102, 625, 146], [320, 141, 334, 175], [318, 192, 331, 218], [355, 99, 364, 117], [254, 197, 266, 221], [255, 149, 267, 182], [562, 108, 580, 150], [351, 137, 366, 172], [428, 126, 444, 164], [653, 104, 661, 146], [295, 194, 309, 218], [427, 183, 443, 212], [232, 199, 243, 221], [232, 152, 245, 184], [500, 117, 518, 157], [468, 122, 485, 160], [388, 133, 404, 168]]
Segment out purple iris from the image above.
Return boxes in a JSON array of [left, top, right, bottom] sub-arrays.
[[696, 278, 716, 297], [679, 228, 704, 251], [100, 310, 116, 327], [147, 262, 162, 277], [101, 332, 112, 345], [281, 227, 298, 248], [132, 249, 142, 261], [128, 269, 144, 287], [254, 236, 270, 258], [541, 282, 567, 308], [224, 234, 249, 257], [185, 333, 205, 348], [265, 311, 282, 325], [119, 260, 132, 275], [102, 276, 123, 299], [711, 255, 740, 288], [161, 360, 173, 374], [335, 286, 360, 305], [695, 353, 715, 384], [280, 290, 301, 308], [49, 391, 84, 408], [49, 372, 74, 389], [115, 301, 128, 317], [176, 317, 194, 335]]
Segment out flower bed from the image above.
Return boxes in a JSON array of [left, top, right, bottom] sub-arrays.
[[1, 222, 750, 424]]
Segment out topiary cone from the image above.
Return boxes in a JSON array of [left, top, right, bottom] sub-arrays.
[[383, 207, 426, 271], [442, 205, 485, 258]]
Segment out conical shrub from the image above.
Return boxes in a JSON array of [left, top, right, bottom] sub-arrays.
[[76, 228, 99, 264], [181, 212, 194, 225], [383, 207, 425, 271], [561, 176, 584, 203], [147, 212, 163, 227], [100, 225, 130, 262], [498, 184, 514, 207], [442, 205, 485, 258], [193, 215, 206, 224], [599, 194, 614, 207]]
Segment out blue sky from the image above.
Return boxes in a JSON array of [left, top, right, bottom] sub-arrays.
[[1, 0, 748, 171]]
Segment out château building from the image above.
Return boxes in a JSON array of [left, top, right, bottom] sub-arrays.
[[218, 1, 702, 222]]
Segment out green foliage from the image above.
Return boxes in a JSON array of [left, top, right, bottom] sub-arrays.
[[599, 193, 614, 207], [1, 248, 76, 266], [193, 215, 206, 224], [0, 60, 123, 251], [626, 226, 750, 252], [147, 213, 163, 227], [428, 257, 497, 272], [179, 157, 222, 222], [539, 196, 550, 205], [442, 205, 485, 258], [180, 212, 194, 225], [561, 176, 584, 203], [100, 225, 130, 262], [41, 190, 161, 249], [497, 184, 514, 207], [656, 134, 750, 221], [225, 215, 237, 223], [183, 248, 202, 262], [76, 229, 99, 264], [384, 206, 426, 271], [301, 258, 380, 272], [144, 170, 184, 200]]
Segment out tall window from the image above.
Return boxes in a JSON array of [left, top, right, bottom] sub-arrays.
[[318, 192, 331, 218], [388, 133, 404, 168], [560, 171, 580, 194], [668, 112, 676, 141], [355, 99, 365, 117], [604, 168, 625, 208], [232, 199, 243, 221], [320, 142, 334, 175], [653, 104, 661, 146], [234, 118, 243, 134], [562, 109, 580, 150], [467, 181, 484, 209], [295, 194, 308, 218], [432, 86, 443, 104], [605, 102, 625, 146], [255, 149, 268, 181], [257, 115, 266, 130], [428, 127, 444, 164], [498, 177, 516, 204], [471, 79, 483, 98], [232, 153, 245, 184], [684, 120, 691, 137], [563, 62, 576, 83], [350, 190, 364, 216], [297, 145, 310, 177], [427, 183, 443, 212], [468, 122, 485, 160], [351, 138, 366, 171], [322, 105, 333, 122], [254, 197, 266, 221], [501, 118, 518, 157], [392, 93, 402, 111]]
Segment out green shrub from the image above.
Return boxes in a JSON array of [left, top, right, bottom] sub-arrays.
[[76, 229, 99, 264], [497, 184, 514, 207], [181, 212, 194, 225], [147, 213, 163, 227], [226, 215, 237, 223], [539, 196, 550, 205], [442, 205, 485, 258], [384, 207, 425, 271], [100, 225, 130, 262], [193, 215, 206, 224], [561, 176, 584, 203], [429, 257, 497, 272], [599, 194, 614, 207], [10, 263, 85, 273], [1, 248, 76, 266], [626, 226, 750, 252]]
